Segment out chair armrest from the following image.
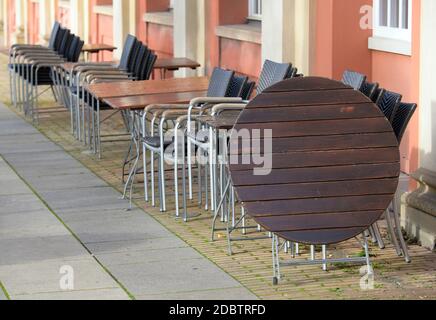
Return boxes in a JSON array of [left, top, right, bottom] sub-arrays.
[[189, 97, 243, 107], [211, 103, 247, 115]]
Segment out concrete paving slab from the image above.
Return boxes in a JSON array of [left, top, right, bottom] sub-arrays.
[[12, 287, 129, 300], [0, 157, 129, 299], [0, 258, 123, 296], [86, 237, 189, 255], [136, 287, 258, 300], [0, 102, 256, 300], [102, 258, 246, 296]]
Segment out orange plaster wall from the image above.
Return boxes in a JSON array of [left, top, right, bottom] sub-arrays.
[[220, 38, 261, 80], [313, 0, 372, 80], [27, 0, 39, 44], [371, 0, 421, 174], [313, 0, 420, 175], [136, 0, 172, 79], [205, 0, 260, 78], [90, 0, 114, 61]]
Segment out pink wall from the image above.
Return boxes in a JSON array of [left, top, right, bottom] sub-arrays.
[[136, 0, 173, 79], [90, 0, 114, 61], [371, 0, 421, 174], [220, 38, 261, 80], [205, 0, 261, 78], [313, 0, 420, 176], [313, 0, 373, 80]]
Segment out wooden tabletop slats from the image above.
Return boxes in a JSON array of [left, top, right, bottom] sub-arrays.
[[230, 132, 399, 154], [236, 103, 383, 124], [87, 77, 209, 100], [231, 163, 400, 187], [248, 89, 370, 108], [103, 91, 207, 110], [229, 147, 400, 171], [82, 44, 117, 53], [154, 57, 201, 70], [234, 118, 391, 138], [263, 77, 352, 93], [242, 194, 395, 217], [235, 178, 399, 202], [229, 77, 400, 245]]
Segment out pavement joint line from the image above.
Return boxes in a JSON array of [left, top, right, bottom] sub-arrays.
[[0, 281, 11, 300], [0, 154, 135, 301]]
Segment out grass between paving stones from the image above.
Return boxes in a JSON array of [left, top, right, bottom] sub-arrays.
[[0, 281, 11, 300]]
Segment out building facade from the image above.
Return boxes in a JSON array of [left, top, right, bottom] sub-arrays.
[[1, 0, 434, 249]]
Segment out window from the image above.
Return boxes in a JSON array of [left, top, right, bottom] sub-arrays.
[[169, 0, 174, 9], [373, 0, 412, 41], [248, 0, 262, 20]]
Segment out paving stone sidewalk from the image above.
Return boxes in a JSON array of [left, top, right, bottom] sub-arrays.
[[0, 103, 257, 300]]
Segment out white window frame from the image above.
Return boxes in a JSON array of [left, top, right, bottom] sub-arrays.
[[373, 0, 412, 42], [248, 0, 262, 21]]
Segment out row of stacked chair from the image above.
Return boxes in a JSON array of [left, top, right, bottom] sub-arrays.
[[342, 69, 417, 263], [134, 60, 299, 217], [60, 34, 158, 156], [8, 22, 84, 123]]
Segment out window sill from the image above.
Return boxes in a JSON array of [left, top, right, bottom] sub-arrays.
[[143, 11, 174, 27], [368, 36, 412, 56], [94, 5, 113, 16], [215, 22, 261, 44]]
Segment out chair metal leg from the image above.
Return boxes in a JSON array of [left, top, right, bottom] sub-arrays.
[[372, 222, 385, 249], [392, 200, 411, 263], [385, 208, 402, 256]]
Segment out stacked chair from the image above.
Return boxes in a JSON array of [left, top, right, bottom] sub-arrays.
[[343, 70, 417, 263], [8, 22, 84, 123], [138, 59, 294, 226], [58, 35, 156, 157]]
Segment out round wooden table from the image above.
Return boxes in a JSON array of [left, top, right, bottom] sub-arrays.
[[229, 77, 400, 245]]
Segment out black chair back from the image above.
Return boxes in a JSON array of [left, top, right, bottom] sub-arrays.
[[133, 45, 149, 79], [119, 34, 138, 70], [391, 102, 417, 143], [59, 33, 76, 60], [207, 68, 235, 97], [257, 60, 292, 94], [241, 81, 255, 100], [286, 67, 298, 79], [54, 28, 67, 52], [342, 70, 366, 90], [48, 22, 61, 50], [377, 90, 402, 123], [143, 51, 158, 81], [58, 29, 72, 57], [65, 36, 78, 61], [72, 39, 84, 62], [226, 75, 248, 98], [126, 40, 142, 73], [360, 81, 379, 101]]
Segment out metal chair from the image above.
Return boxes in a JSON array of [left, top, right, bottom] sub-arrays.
[[360, 81, 379, 101], [257, 60, 292, 94], [140, 68, 240, 213], [342, 70, 366, 90], [389, 102, 417, 263], [376, 90, 402, 123], [15, 31, 82, 123]]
